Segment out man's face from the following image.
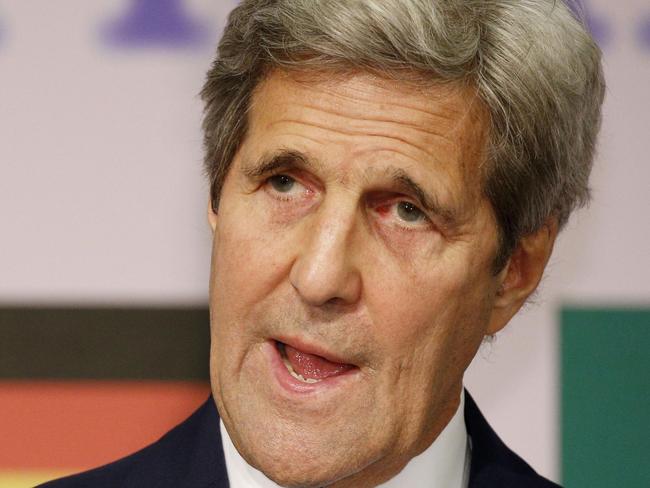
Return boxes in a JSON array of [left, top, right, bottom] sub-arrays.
[[208, 70, 505, 487]]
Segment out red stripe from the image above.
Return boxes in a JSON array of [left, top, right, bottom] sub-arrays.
[[0, 381, 211, 470]]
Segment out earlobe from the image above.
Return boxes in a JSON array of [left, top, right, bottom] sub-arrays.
[[486, 218, 559, 335], [208, 199, 218, 231]]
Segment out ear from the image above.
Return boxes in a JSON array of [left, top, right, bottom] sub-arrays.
[[208, 199, 218, 232], [486, 218, 559, 335]]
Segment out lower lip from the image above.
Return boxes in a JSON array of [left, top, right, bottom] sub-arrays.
[[263, 340, 359, 395]]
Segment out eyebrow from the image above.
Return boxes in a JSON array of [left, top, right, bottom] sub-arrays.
[[240, 149, 320, 179], [388, 167, 459, 226]]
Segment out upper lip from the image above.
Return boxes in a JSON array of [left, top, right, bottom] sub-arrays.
[[273, 335, 357, 367]]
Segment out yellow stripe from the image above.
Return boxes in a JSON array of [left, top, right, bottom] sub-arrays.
[[0, 470, 76, 488]]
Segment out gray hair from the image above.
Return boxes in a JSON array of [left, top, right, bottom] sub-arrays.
[[201, 0, 605, 271]]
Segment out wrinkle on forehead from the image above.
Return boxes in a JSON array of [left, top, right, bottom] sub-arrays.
[[258, 69, 485, 133], [251, 69, 488, 170], [267, 116, 447, 165]]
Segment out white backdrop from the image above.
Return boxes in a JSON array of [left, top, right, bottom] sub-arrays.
[[1, 1, 649, 483]]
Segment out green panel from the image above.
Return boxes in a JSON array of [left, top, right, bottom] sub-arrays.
[[0, 307, 210, 380], [561, 307, 650, 488]]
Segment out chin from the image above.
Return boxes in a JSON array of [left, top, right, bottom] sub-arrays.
[[261, 465, 342, 488], [236, 432, 367, 488], [219, 400, 386, 488]]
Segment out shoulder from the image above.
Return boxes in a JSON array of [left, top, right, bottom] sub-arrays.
[[38, 397, 228, 488], [464, 391, 561, 488]]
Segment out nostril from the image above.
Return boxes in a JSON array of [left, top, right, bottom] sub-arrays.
[[325, 296, 347, 307]]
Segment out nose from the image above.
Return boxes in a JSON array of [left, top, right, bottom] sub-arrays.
[[289, 204, 362, 307]]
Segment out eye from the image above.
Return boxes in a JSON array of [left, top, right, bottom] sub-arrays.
[[396, 201, 426, 223], [372, 198, 432, 230], [268, 174, 296, 193]]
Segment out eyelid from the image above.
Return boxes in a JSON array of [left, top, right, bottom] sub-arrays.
[[368, 192, 429, 217], [252, 165, 293, 183], [270, 167, 325, 193], [371, 198, 435, 231], [263, 172, 314, 202], [393, 202, 433, 228]]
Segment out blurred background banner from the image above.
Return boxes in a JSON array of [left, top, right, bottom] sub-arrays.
[[561, 308, 650, 488], [0, 1, 648, 487]]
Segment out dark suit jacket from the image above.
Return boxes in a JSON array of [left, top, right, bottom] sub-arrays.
[[39, 392, 560, 487]]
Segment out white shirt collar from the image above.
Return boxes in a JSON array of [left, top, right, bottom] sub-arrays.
[[221, 391, 470, 488]]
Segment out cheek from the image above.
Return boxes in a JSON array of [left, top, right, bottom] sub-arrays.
[[208, 208, 292, 380], [367, 251, 494, 381], [211, 204, 290, 300], [367, 264, 494, 437], [367, 259, 463, 343]]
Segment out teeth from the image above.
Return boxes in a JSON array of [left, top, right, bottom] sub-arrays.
[[279, 344, 321, 384]]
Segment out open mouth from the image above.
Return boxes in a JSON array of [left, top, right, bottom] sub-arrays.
[[275, 340, 356, 384]]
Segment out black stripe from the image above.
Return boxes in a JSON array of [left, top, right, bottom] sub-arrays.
[[0, 307, 210, 380]]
